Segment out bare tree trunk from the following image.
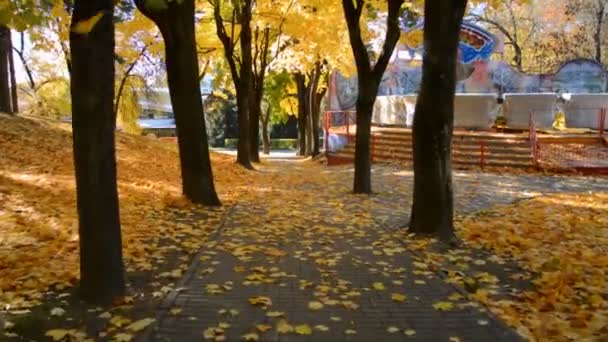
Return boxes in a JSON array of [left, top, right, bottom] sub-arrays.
[[13, 32, 36, 90], [135, 0, 221, 205], [342, 0, 403, 194], [8, 30, 17, 113], [295, 73, 308, 156], [595, 0, 605, 64], [0, 25, 11, 113], [261, 106, 271, 154], [249, 92, 261, 162], [70, 0, 125, 304], [353, 81, 375, 193], [410, 0, 468, 242]]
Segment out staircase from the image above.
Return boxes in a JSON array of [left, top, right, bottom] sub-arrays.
[[327, 127, 534, 169]]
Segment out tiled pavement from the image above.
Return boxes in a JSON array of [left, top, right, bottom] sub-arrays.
[[143, 164, 607, 342]]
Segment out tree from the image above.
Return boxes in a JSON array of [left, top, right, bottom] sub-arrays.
[[135, 0, 221, 205], [70, 0, 125, 303], [342, 0, 404, 193], [8, 30, 17, 113], [262, 71, 294, 154], [409, 0, 468, 242], [0, 25, 11, 113], [211, 0, 254, 169]]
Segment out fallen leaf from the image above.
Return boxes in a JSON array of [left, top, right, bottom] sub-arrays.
[[249, 296, 272, 306], [372, 282, 385, 290], [50, 307, 66, 316], [256, 324, 272, 332], [241, 332, 259, 341], [308, 301, 324, 310], [295, 324, 312, 335], [433, 301, 454, 311], [387, 326, 400, 333], [391, 293, 407, 302], [126, 318, 155, 332]]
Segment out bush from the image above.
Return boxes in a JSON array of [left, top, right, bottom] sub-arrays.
[[224, 138, 297, 150]]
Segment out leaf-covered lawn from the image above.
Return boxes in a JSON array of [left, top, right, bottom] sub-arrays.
[[458, 193, 608, 340], [1, 114, 607, 341]]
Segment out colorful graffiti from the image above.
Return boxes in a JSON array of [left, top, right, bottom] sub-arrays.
[[403, 22, 497, 64], [330, 59, 608, 111]]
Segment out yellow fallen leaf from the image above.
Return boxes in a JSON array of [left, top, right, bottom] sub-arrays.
[[45, 329, 70, 341], [387, 326, 400, 333], [373, 282, 385, 290], [295, 324, 312, 335], [276, 319, 293, 334], [391, 293, 407, 302], [114, 333, 134, 342], [314, 325, 330, 332], [110, 315, 131, 328], [256, 324, 272, 332], [126, 318, 155, 332], [99, 312, 112, 319], [345, 329, 357, 335], [249, 296, 272, 306], [433, 301, 454, 311], [241, 332, 259, 341], [170, 308, 182, 316], [266, 311, 284, 318], [50, 307, 66, 316], [308, 301, 324, 310], [404, 329, 416, 336]]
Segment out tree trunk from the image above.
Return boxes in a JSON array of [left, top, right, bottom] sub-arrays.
[[8, 29, 17, 113], [70, 0, 125, 304], [311, 88, 326, 156], [410, 0, 467, 242], [0, 25, 11, 113], [342, 0, 403, 194], [237, 0, 254, 168], [15, 32, 36, 90], [295, 73, 308, 156], [595, 1, 605, 64], [261, 106, 271, 155], [135, 0, 221, 205], [305, 103, 313, 155], [249, 92, 261, 162], [353, 83, 376, 193]]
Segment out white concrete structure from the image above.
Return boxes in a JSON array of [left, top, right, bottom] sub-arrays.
[[453, 93, 498, 129], [504, 93, 558, 129], [562, 93, 608, 129]]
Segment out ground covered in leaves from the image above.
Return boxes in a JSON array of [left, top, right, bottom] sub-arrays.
[[1, 114, 607, 341]]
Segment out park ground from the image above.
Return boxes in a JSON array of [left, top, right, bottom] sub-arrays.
[[1, 114, 608, 341]]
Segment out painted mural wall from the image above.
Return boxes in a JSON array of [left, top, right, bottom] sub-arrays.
[[330, 58, 608, 111], [328, 20, 608, 111]]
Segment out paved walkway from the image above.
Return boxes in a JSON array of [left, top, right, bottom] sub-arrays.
[[142, 162, 607, 341]]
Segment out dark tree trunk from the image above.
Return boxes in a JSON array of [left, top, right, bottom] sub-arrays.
[[305, 104, 313, 155], [409, 0, 468, 242], [135, 0, 221, 205], [342, 0, 404, 194], [261, 106, 271, 154], [595, 0, 605, 64], [249, 93, 261, 162], [70, 0, 125, 304], [308, 61, 324, 157], [295, 73, 308, 156], [14, 32, 36, 90], [238, 0, 255, 167], [353, 82, 376, 193], [211, 0, 253, 168], [311, 87, 326, 156], [8, 30, 17, 113], [0, 25, 11, 113]]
